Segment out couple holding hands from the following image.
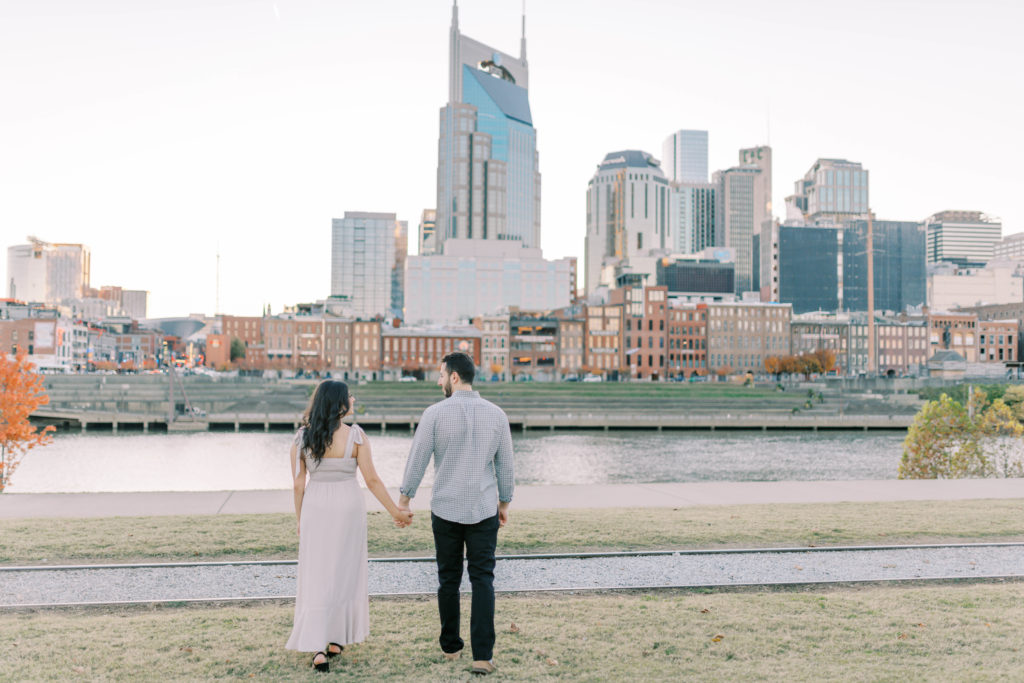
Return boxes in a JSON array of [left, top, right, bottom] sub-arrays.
[[285, 352, 514, 675]]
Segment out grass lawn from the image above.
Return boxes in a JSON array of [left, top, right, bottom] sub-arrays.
[[4, 582, 1023, 680], [2, 499, 1022, 566]]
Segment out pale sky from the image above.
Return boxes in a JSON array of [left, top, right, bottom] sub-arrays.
[[2, 0, 1022, 319]]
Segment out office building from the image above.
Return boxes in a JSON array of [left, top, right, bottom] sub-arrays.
[[419, 209, 438, 256], [330, 212, 399, 319], [404, 239, 573, 325], [739, 146, 777, 300], [778, 220, 926, 315], [925, 210, 1002, 266], [585, 150, 672, 293], [995, 232, 1024, 260], [706, 301, 792, 374], [661, 129, 708, 183], [669, 182, 716, 254], [927, 262, 1023, 310], [655, 258, 735, 300], [714, 165, 765, 294], [790, 158, 869, 225], [435, 2, 540, 252], [7, 238, 90, 304], [843, 219, 926, 313]]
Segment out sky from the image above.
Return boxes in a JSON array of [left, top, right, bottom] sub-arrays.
[[2, 0, 1022, 319]]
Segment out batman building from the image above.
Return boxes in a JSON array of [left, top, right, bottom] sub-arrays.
[[434, 2, 541, 253]]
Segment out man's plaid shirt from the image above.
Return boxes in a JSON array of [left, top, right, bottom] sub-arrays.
[[400, 390, 515, 524]]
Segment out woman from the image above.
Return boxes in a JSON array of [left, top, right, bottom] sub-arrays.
[[285, 380, 412, 672]]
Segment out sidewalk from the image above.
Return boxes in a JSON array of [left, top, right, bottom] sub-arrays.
[[2, 479, 1022, 519]]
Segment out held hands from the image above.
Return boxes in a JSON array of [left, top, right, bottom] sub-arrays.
[[393, 505, 413, 528]]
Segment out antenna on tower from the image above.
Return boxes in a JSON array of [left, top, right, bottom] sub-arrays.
[[766, 100, 771, 146], [520, 0, 527, 61]]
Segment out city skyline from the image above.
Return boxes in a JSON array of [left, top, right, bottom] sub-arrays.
[[2, 0, 1022, 318]]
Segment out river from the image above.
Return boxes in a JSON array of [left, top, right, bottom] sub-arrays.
[[7, 430, 907, 493]]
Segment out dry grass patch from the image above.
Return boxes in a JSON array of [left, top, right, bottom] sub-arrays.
[[2, 499, 1023, 566], [4, 582, 1024, 680]]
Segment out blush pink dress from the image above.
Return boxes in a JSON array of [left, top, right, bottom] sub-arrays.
[[286, 425, 370, 652]]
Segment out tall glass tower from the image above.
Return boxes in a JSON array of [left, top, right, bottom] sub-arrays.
[[661, 130, 708, 184], [435, 2, 541, 252]]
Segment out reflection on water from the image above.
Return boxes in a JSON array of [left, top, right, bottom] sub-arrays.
[[9, 430, 906, 493]]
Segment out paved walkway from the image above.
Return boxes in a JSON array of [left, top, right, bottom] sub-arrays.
[[2, 479, 1023, 519]]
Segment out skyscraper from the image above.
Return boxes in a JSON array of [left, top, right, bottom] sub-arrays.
[[6, 237, 90, 304], [790, 158, 869, 225], [925, 210, 1002, 266], [330, 212, 399, 319], [435, 2, 540, 253], [662, 130, 708, 184], [714, 166, 765, 295], [778, 220, 926, 314], [418, 209, 438, 256], [739, 145, 776, 300], [585, 150, 671, 293], [669, 183, 716, 254]]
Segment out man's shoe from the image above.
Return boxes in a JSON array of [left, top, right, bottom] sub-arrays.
[[442, 649, 462, 661], [471, 660, 496, 675]]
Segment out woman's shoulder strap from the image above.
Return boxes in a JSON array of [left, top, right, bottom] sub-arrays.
[[344, 423, 365, 458]]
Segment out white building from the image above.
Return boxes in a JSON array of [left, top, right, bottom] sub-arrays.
[[330, 212, 399, 320], [6, 238, 90, 304], [925, 211, 1002, 265], [585, 150, 672, 294], [994, 232, 1024, 260], [405, 239, 573, 325], [927, 262, 1024, 310], [661, 129, 708, 184]]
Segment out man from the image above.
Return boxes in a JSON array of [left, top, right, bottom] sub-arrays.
[[399, 351, 514, 675]]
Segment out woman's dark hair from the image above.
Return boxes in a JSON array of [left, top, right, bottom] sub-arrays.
[[442, 351, 475, 385], [301, 380, 350, 466]]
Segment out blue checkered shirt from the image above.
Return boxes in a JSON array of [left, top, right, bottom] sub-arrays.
[[400, 390, 515, 525]]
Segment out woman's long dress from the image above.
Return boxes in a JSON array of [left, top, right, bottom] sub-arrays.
[[286, 425, 369, 651]]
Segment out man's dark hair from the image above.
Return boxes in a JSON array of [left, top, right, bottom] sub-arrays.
[[442, 351, 475, 385]]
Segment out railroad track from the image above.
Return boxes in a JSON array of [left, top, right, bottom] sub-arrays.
[[3, 543, 1022, 609]]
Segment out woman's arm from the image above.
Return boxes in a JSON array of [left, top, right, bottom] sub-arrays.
[[356, 437, 412, 526], [290, 441, 306, 534]]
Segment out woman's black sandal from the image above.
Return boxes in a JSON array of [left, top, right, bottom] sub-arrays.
[[327, 643, 344, 659], [311, 651, 329, 672]]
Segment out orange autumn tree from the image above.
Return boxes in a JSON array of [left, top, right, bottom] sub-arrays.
[[0, 350, 55, 493]]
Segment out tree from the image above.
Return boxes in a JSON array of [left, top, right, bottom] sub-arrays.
[[0, 350, 56, 493], [764, 356, 781, 377], [230, 338, 247, 362], [779, 355, 799, 376], [812, 348, 836, 374], [899, 388, 1024, 479]]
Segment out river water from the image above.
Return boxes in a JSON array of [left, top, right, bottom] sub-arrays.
[[8, 430, 907, 493]]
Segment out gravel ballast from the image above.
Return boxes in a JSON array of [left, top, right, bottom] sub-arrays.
[[3, 545, 1023, 607]]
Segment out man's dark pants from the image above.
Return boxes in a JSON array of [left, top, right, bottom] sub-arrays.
[[431, 512, 500, 661]]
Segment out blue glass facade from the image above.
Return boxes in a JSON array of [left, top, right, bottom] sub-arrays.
[[461, 65, 538, 245], [778, 226, 841, 314]]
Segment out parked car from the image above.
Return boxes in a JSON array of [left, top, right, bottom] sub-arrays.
[[582, 374, 602, 383], [399, 376, 418, 382]]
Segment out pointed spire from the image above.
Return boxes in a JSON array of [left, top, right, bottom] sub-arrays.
[[520, 0, 527, 61], [452, 0, 458, 30]]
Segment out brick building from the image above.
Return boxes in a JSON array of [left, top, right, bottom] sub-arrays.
[[583, 303, 624, 378]]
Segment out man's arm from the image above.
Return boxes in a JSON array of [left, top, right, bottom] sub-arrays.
[[494, 413, 514, 526], [399, 407, 435, 506]]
